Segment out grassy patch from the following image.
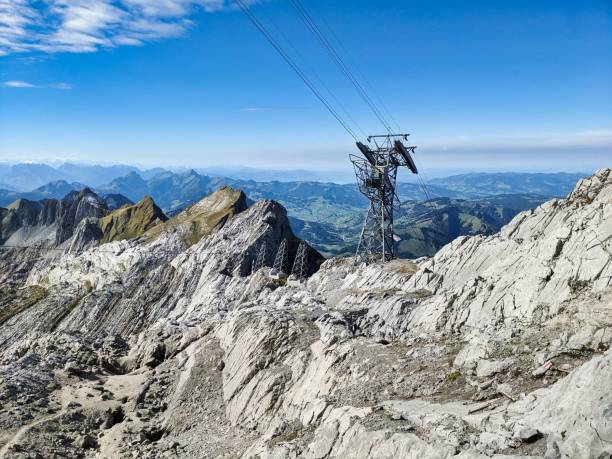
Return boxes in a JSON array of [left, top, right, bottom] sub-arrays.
[[446, 370, 463, 382], [0, 286, 16, 297], [145, 187, 244, 247], [99, 196, 167, 244], [49, 280, 92, 331], [378, 288, 401, 296], [268, 420, 309, 447], [0, 286, 48, 326]]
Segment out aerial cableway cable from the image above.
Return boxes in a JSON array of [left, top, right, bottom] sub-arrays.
[[258, 7, 367, 139], [312, 9, 402, 133], [287, 0, 394, 134], [235, 0, 439, 223], [299, 4, 437, 212], [284, 2, 439, 213], [234, 0, 359, 141]]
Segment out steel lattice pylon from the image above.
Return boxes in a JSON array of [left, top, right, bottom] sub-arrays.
[[272, 238, 290, 276], [291, 241, 309, 279], [252, 240, 270, 272], [351, 134, 418, 263]]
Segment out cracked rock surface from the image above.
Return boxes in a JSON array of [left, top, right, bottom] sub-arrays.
[[0, 169, 611, 458]]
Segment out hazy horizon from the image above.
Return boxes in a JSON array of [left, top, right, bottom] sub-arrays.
[[0, 157, 600, 190], [0, 147, 606, 177]]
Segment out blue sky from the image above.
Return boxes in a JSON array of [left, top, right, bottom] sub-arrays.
[[0, 0, 611, 172]]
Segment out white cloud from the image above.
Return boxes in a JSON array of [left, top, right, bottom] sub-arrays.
[[2, 80, 36, 87], [2, 80, 73, 89], [0, 0, 259, 55]]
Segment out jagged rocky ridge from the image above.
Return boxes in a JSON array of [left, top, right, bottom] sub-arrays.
[[0, 189, 166, 253], [0, 188, 108, 247], [0, 170, 610, 458]]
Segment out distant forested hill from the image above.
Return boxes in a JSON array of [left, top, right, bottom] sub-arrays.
[[292, 194, 551, 258], [427, 172, 584, 197]]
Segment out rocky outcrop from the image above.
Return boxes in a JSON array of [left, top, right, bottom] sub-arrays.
[[0, 188, 108, 247], [55, 189, 109, 245], [0, 170, 610, 458], [1, 189, 170, 254], [98, 196, 167, 243], [66, 217, 104, 254], [1, 198, 58, 245]]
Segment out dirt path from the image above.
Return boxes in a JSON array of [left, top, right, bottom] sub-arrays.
[[0, 408, 65, 458], [0, 371, 146, 458]]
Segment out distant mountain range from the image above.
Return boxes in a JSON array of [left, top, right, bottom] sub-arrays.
[[98, 169, 584, 210], [0, 188, 166, 250], [0, 162, 587, 194], [0, 163, 591, 258], [0, 162, 163, 191], [0, 180, 86, 207]]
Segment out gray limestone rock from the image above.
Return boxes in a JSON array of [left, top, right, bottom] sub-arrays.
[[0, 171, 611, 458]]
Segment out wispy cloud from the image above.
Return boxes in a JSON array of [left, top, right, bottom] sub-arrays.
[[2, 80, 36, 88], [2, 80, 73, 89], [48, 82, 73, 89], [0, 1, 259, 56]]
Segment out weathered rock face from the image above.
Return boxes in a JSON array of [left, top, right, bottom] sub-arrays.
[[54, 189, 110, 245], [67, 217, 105, 254], [405, 168, 612, 332], [0, 188, 109, 247], [1, 198, 58, 245], [0, 169, 610, 458]]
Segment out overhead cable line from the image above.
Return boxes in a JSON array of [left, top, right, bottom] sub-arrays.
[[236, 0, 439, 225], [234, 0, 359, 141], [297, 4, 437, 214], [259, 7, 367, 139], [288, 3, 437, 210], [287, 0, 394, 134], [313, 10, 402, 133]]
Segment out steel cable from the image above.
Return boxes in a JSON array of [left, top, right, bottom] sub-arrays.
[[234, 0, 359, 141]]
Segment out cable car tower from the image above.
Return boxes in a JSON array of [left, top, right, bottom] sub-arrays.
[[233, 0, 423, 264], [351, 134, 418, 263]]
